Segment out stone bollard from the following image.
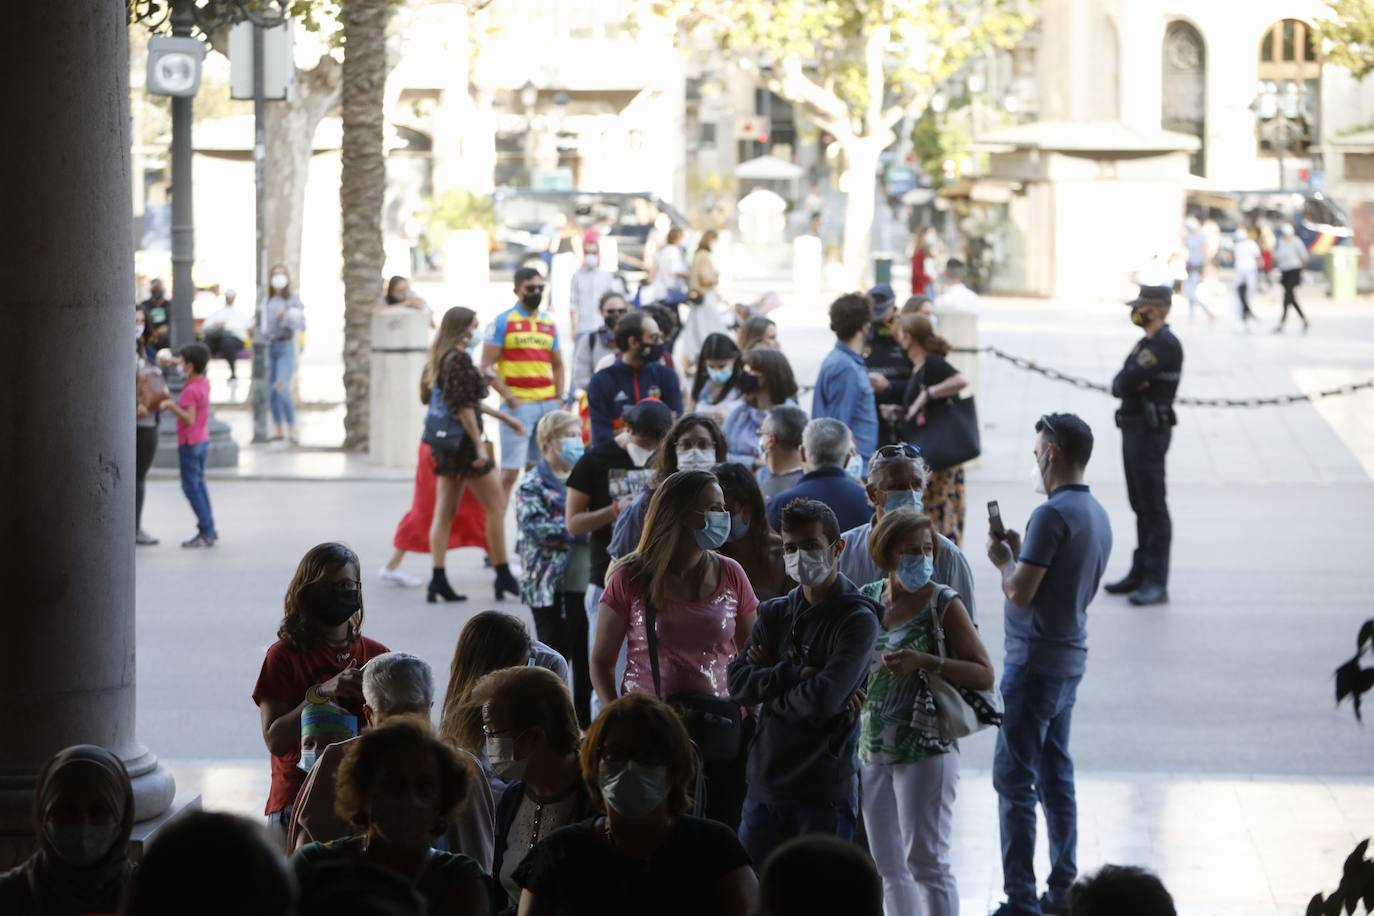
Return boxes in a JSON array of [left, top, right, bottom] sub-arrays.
[[369, 306, 431, 468], [936, 306, 979, 404]]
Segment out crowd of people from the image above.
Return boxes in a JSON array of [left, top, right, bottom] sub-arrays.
[[95, 249, 1197, 915]]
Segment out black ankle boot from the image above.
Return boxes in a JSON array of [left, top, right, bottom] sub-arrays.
[[494, 563, 520, 601], [427, 568, 467, 604]]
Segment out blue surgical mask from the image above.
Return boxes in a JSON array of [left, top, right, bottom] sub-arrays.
[[297, 748, 318, 774], [727, 512, 749, 543], [707, 366, 734, 385], [844, 453, 863, 483], [883, 489, 922, 512], [559, 435, 585, 466], [695, 510, 731, 550], [896, 554, 934, 592]]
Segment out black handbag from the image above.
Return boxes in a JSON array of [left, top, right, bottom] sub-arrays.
[[421, 382, 467, 452], [644, 595, 743, 764], [900, 394, 981, 471]]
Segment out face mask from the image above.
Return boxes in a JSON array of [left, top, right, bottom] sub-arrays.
[[598, 760, 670, 818], [585, 255, 599, 269], [844, 454, 863, 483], [521, 289, 543, 310], [676, 447, 716, 472], [135, 322, 145, 339], [297, 748, 319, 774], [882, 489, 923, 513], [486, 734, 528, 781], [559, 436, 585, 467], [1130, 308, 1148, 328], [626, 441, 655, 467], [604, 312, 624, 330], [45, 822, 120, 867], [896, 554, 934, 592], [735, 372, 760, 394], [727, 512, 749, 543], [707, 366, 734, 385], [784, 546, 836, 588], [270, 274, 288, 291], [1031, 454, 1048, 496], [639, 342, 665, 363], [694, 510, 731, 550], [307, 587, 361, 628]]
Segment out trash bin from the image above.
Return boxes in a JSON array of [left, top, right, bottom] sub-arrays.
[[1328, 246, 1359, 301], [873, 256, 893, 286]]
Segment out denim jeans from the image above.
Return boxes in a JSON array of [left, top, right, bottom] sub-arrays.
[[268, 339, 297, 426], [501, 398, 560, 469], [992, 663, 1083, 914], [177, 442, 216, 537], [739, 795, 857, 869]]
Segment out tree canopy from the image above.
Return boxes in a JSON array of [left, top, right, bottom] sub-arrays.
[[1317, 0, 1374, 80]]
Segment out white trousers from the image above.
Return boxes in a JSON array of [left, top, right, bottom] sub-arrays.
[[860, 754, 960, 916]]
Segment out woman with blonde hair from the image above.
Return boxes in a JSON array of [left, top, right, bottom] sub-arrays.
[[591, 469, 758, 829], [890, 314, 970, 543], [423, 306, 525, 603], [516, 409, 595, 724]]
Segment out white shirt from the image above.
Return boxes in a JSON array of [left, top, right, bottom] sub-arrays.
[[1233, 238, 1262, 275], [936, 282, 980, 314], [568, 268, 621, 336], [204, 303, 253, 338]]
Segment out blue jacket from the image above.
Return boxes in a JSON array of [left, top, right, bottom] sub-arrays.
[[766, 467, 872, 533], [727, 575, 880, 804], [587, 360, 683, 445], [811, 342, 878, 459], [722, 402, 769, 467]]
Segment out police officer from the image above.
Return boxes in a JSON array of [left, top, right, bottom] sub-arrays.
[[1105, 284, 1183, 606], [862, 283, 914, 446]]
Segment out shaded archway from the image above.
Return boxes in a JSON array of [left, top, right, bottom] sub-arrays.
[[1162, 20, 1206, 176], [1256, 18, 1322, 158]]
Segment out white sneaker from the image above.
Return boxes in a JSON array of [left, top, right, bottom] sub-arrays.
[[378, 566, 423, 587]]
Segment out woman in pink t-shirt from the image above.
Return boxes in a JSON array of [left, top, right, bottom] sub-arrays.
[[591, 468, 758, 829]]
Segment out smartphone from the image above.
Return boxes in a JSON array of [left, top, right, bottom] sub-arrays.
[[988, 500, 1007, 539]]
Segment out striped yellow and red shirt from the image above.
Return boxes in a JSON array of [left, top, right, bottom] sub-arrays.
[[485, 304, 561, 402]]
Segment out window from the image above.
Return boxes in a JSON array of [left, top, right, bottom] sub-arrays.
[[700, 122, 717, 147], [1256, 19, 1321, 157]]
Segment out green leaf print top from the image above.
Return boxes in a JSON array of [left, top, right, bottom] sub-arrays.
[[858, 579, 953, 767]]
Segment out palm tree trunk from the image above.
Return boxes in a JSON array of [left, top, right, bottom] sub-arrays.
[[339, 0, 390, 451]]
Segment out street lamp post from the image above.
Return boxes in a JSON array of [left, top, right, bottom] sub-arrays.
[[169, 0, 197, 351]]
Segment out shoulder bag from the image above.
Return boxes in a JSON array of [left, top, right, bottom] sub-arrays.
[[421, 382, 467, 452], [644, 589, 743, 764], [898, 364, 981, 471], [924, 585, 1002, 741]]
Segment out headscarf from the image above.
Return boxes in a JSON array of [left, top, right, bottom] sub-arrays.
[[21, 745, 134, 916]]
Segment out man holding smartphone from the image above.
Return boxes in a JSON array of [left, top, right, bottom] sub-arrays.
[[985, 413, 1112, 916]]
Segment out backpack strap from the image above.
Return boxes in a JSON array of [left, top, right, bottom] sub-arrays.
[[643, 586, 663, 700]]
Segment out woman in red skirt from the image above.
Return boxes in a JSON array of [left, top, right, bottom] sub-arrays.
[[378, 443, 490, 588]]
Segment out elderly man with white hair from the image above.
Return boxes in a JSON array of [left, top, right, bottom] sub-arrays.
[[288, 652, 497, 871], [764, 417, 872, 532]]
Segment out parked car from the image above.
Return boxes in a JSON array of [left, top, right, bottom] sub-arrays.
[[488, 189, 690, 277]]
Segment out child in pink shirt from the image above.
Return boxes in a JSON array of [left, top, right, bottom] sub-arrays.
[[160, 343, 217, 547]]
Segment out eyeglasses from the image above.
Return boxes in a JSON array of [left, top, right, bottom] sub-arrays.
[[875, 443, 921, 459]]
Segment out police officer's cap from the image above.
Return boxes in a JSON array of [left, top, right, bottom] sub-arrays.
[[1124, 285, 1172, 307]]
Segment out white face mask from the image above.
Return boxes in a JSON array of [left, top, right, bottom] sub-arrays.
[[585, 255, 599, 269], [676, 447, 716, 472], [270, 274, 288, 291], [844, 453, 863, 483], [598, 760, 670, 818], [46, 822, 120, 867], [486, 734, 528, 781], [135, 322, 145, 339], [626, 441, 655, 467], [784, 546, 836, 587]]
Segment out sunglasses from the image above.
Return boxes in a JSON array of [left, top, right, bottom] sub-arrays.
[[875, 443, 921, 459], [1037, 414, 1058, 442], [524, 285, 547, 294]]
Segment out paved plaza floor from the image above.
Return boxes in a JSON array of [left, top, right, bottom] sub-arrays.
[[137, 277, 1374, 912]]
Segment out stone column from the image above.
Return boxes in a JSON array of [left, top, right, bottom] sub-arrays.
[[0, 0, 175, 864]]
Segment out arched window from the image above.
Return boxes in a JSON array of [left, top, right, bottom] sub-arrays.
[[1256, 19, 1321, 156], [1162, 21, 1206, 176]]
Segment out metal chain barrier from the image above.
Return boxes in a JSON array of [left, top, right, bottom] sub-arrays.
[[951, 345, 1374, 408]]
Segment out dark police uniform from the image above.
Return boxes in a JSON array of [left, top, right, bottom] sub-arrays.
[[1110, 324, 1183, 594], [865, 322, 913, 446]]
